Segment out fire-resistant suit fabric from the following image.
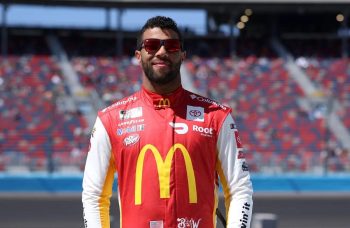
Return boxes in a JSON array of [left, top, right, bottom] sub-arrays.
[[82, 86, 253, 228]]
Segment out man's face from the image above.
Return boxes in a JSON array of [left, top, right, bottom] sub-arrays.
[[135, 28, 185, 86]]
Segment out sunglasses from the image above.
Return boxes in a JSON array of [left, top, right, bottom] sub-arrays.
[[139, 39, 182, 54]]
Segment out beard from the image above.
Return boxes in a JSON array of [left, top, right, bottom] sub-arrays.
[[141, 58, 181, 85]]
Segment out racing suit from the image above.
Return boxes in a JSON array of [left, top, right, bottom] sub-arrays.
[[82, 86, 253, 228]]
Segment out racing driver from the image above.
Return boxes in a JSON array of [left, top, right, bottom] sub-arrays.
[[82, 16, 253, 228]]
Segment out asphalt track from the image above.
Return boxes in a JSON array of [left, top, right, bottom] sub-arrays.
[[1, 193, 350, 228]]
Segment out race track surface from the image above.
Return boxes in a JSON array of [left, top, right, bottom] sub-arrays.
[[1, 193, 349, 228]]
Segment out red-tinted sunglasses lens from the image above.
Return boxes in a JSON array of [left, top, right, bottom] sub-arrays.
[[164, 39, 181, 52], [143, 39, 181, 53], [143, 39, 161, 53]]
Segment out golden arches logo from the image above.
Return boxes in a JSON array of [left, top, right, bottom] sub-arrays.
[[135, 143, 197, 205], [157, 98, 170, 108]]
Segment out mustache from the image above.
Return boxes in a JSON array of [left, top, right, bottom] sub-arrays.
[[151, 57, 172, 64]]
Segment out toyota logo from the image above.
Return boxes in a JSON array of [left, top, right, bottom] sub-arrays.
[[189, 110, 201, 117]]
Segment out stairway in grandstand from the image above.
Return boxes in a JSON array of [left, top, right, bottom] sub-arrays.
[[271, 37, 350, 149], [46, 35, 104, 129]]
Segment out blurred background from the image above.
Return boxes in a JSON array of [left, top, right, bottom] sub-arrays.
[[0, 0, 350, 228]]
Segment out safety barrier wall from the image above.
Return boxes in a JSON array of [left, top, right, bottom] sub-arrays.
[[1, 173, 350, 193]]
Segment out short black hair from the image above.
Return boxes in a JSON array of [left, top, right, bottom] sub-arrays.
[[136, 16, 184, 50]]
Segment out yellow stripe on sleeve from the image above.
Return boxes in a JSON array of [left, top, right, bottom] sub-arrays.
[[216, 158, 232, 224], [98, 154, 116, 228]]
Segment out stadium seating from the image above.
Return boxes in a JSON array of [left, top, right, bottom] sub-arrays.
[[0, 55, 89, 172], [300, 57, 350, 129], [71, 56, 142, 106]]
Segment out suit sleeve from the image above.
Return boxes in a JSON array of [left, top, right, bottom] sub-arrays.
[[82, 117, 116, 228], [216, 114, 253, 228]]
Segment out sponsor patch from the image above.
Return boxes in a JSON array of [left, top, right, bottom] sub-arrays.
[[91, 127, 96, 138], [242, 161, 249, 171], [119, 107, 142, 120], [156, 98, 170, 108], [193, 125, 213, 137], [137, 124, 144, 131], [237, 151, 245, 159], [230, 123, 237, 129], [186, 105, 204, 122], [240, 202, 251, 228], [234, 131, 243, 149], [177, 217, 202, 228], [102, 96, 137, 112], [169, 122, 188, 135], [117, 124, 145, 136], [150, 220, 163, 228], [118, 119, 144, 127], [190, 94, 227, 110], [123, 134, 140, 146], [88, 127, 96, 151]]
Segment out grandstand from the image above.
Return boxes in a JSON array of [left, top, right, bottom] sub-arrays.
[[1, 1, 350, 228], [0, 1, 350, 174]]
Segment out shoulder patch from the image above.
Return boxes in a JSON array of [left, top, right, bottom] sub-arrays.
[[101, 96, 138, 113], [189, 93, 228, 110]]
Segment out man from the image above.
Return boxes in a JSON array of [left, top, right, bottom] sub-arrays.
[[82, 16, 253, 228]]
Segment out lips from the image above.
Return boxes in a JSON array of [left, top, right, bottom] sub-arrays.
[[152, 61, 170, 66], [152, 58, 171, 66]]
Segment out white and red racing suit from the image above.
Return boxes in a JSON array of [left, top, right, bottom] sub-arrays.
[[82, 86, 253, 228]]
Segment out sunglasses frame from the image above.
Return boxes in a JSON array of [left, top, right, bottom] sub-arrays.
[[138, 38, 182, 54]]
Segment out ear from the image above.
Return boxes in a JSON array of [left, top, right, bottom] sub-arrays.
[[181, 51, 186, 62], [135, 50, 141, 63]]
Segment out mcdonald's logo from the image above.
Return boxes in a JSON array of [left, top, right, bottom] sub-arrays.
[[157, 98, 170, 108], [135, 143, 197, 205]]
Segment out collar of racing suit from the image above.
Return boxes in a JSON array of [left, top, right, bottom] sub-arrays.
[[141, 86, 185, 109]]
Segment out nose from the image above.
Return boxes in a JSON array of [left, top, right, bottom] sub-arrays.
[[155, 44, 168, 56]]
